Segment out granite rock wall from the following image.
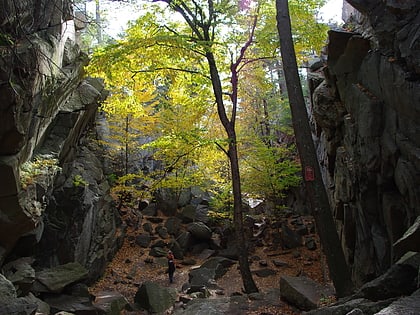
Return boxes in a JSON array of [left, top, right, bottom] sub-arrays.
[[0, 0, 121, 280], [309, 0, 420, 285]]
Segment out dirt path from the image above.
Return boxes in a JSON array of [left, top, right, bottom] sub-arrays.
[[89, 210, 331, 314]]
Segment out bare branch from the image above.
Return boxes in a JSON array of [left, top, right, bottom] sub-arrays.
[[238, 56, 277, 72]]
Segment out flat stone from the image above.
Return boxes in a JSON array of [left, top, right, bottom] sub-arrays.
[[280, 275, 334, 311], [35, 262, 88, 293], [375, 288, 420, 314]]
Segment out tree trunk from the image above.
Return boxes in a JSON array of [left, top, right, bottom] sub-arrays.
[[228, 128, 259, 294], [95, 0, 102, 44], [206, 51, 259, 294], [125, 115, 129, 176], [275, 0, 354, 297]]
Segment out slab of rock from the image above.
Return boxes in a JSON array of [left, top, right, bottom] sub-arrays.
[[156, 225, 169, 238], [0, 285, 42, 314], [179, 205, 197, 223], [188, 257, 235, 289], [282, 224, 303, 249], [43, 294, 98, 314], [189, 267, 217, 288], [93, 291, 129, 315], [0, 299, 38, 315], [357, 263, 417, 301], [149, 246, 167, 257], [375, 288, 420, 314], [173, 297, 231, 315], [135, 233, 151, 248], [280, 275, 334, 311], [2, 257, 35, 295], [141, 203, 157, 216], [195, 204, 210, 223], [168, 239, 184, 260], [272, 259, 290, 267], [253, 268, 276, 278], [0, 273, 17, 301], [165, 217, 182, 235], [35, 262, 89, 293], [134, 281, 177, 313], [200, 257, 236, 279], [142, 222, 153, 233], [187, 222, 212, 240], [393, 216, 420, 259], [304, 297, 394, 315]]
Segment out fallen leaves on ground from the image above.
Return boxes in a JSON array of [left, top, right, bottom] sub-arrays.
[[89, 208, 333, 315]]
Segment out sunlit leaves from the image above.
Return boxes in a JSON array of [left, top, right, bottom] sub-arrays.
[[240, 137, 301, 200], [87, 0, 329, 203]]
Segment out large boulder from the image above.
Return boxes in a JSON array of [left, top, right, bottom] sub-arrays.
[[280, 275, 334, 311], [165, 217, 182, 236], [375, 288, 420, 315], [393, 216, 420, 259], [281, 224, 303, 249], [356, 253, 419, 301], [188, 257, 235, 288], [93, 291, 129, 315], [43, 294, 99, 314], [179, 205, 197, 223], [0, 290, 48, 315], [305, 252, 420, 314], [305, 298, 393, 315], [0, 299, 38, 315], [173, 297, 231, 315], [188, 267, 218, 288], [200, 257, 235, 279], [35, 262, 89, 293], [187, 222, 212, 241], [135, 234, 151, 248], [155, 188, 178, 216], [0, 273, 17, 301], [134, 281, 177, 313], [2, 257, 36, 295], [177, 231, 194, 252]]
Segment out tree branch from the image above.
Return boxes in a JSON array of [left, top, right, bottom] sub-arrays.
[[130, 67, 211, 80], [214, 140, 229, 156]]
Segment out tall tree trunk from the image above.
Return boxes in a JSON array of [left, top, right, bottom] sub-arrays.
[[125, 115, 129, 175], [275, 0, 354, 297], [228, 129, 259, 293], [206, 51, 259, 294], [95, 0, 102, 44]]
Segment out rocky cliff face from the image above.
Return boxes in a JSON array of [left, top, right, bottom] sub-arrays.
[[309, 0, 420, 286], [0, 0, 120, 280]]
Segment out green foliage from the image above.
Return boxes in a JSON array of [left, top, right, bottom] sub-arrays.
[[73, 174, 88, 187], [289, 0, 329, 61], [0, 33, 14, 45], [87, 0, 328, 204], [107, 173, 118, 185], [209, 183, 233, 212], [240, 138, 302, 201], [110, 173, 151, 204], [207, 209, 233, 226], [20, 155, 61, 189]]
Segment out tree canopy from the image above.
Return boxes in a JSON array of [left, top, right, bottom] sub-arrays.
[[87, 0, 327, 203]]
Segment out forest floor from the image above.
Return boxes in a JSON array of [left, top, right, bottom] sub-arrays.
[[89, 207, 334, 314]]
